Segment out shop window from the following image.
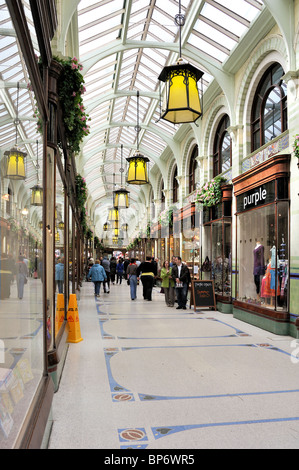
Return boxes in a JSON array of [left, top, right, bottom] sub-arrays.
[[251, 63, 287, 152], [236, 200, 289, 312], [213, 115, 231, 177], [188, 146, 198, 194]]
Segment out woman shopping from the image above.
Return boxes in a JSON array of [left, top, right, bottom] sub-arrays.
[[161, 260, 175, 307], [126, 258, 138, 300], [87, 259, 107, 296]]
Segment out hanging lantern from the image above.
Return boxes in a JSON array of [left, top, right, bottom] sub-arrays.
[[126, 152, 149, 185], [121, 223, 128, 232], [108, 208, 119, 222], [4, 148, 27, 180], [158, 60, 203, 124], [111, 220, 119, 230], [158, 1, 203, 124], [30, 184, 43, 206], [103, 222, 110, 232], [113, 188, 130, 209], [58, 221, 64, 230], [5, 84, 27, 179], [39, 221, 43, 229]]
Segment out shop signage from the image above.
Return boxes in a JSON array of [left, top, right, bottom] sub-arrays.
[[190, 280, 216, 311], [236, 181, 275, 213]]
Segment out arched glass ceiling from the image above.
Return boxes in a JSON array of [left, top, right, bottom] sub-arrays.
[[77, 0, 265, 235], [0, 0, 267, 238]]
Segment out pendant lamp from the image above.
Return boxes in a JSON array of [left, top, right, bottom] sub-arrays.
[[121, 223, 128, 232], [108, 208, 119, 222], [158, 1, 203, 124], [114, 144, 130, 208], [103, 222, 110, 232], [31, 140, 43, 206], [30, 184, 43, 206], [5, 83, 27, 180], [58, 221, 65, 230], [126, 92, 149, 185]]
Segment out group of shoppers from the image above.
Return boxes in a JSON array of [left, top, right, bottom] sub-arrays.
[[86, 254, 190, 309], [161, 256, 191, 309]]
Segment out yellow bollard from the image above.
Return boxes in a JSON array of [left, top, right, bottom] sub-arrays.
[[55, 294, 65, 337], [67, 294, 83, 343]]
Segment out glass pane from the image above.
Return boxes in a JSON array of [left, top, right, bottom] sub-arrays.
[[277, 202, 289, 312], [0, 184, 43, 448], [55, 169, 65, 337], [221, 131, 231, 172], [236, 203, 288, 312], [263, 88, 282, 143]]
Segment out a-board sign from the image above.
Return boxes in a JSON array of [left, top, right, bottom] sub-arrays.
[[190, 280, 216, 311]]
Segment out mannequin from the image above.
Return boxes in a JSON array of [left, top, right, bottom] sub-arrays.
[[253, 241, 265, 299]]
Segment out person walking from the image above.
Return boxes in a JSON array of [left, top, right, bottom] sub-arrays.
[[161, 260, 175, 307], [137, 256, 157, 301], [16, 255, 28, 299], [126, 258, 138, 300], [87, 259, 107, 296], [116, 258, 124, 284], [101, 255, 110, 293], [55, 258, 64, 294], [171, 257, 190, 310], [110, 256, 117, 284]]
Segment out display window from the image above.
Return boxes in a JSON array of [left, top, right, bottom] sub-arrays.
[[203, 218, 232, 298], [0, 173, 44, 447], [201, 185, 232, 300], [236, 199, 289, 311], [233, 155, 290, 314]]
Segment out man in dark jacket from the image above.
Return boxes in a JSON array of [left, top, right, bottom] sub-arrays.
[[137, 256, 157, 301], [171, 257, 190, 310]]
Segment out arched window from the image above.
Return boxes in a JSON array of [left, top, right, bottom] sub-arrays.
[[251, 63, 287, 152], [189, 145, 198, 194], [160, 179, 165, 206], [172, 166, 178, 203], [213, 115, 231, 177]]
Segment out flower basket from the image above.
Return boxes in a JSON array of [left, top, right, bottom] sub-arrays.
[[196, 176, 227, 207], [293, 135, 299, 167]]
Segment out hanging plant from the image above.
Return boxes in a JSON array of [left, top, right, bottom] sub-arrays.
[[293, 134, 299, 158], [34, 55, 90, 154], [158, 207, 174, 227], [196, 176, 227, 207], [75, 174, 88, 207]]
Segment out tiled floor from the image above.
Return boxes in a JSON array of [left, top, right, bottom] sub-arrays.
[[48, 280, 299, 449]]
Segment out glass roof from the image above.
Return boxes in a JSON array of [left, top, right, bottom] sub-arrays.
[[77, 0, 264, 234], [0, 0, 266, 237]]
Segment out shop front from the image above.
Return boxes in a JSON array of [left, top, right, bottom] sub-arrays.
[[201, 185, 232, 312], [233, 154, 290, 334]]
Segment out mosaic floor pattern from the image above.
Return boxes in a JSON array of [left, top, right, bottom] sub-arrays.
[[48, 281, 299, 449]]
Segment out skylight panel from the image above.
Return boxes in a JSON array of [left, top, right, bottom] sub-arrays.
[[188, 33, 228, 62], [194, 19, 237, 50], [216, 0, 261, 21], [201, 3, 248, 38]]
